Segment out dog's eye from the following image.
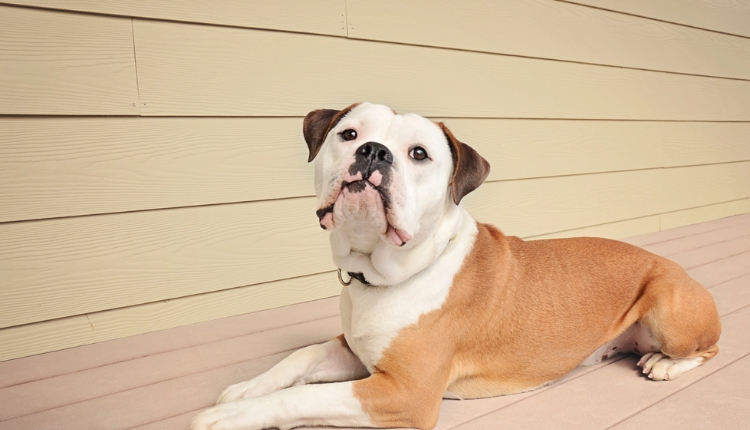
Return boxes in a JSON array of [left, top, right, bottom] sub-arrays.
[[340, 129, 357, 141], [409, 146, 428, 161]]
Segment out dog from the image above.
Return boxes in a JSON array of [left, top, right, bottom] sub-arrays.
[[191, 102, 721, 430]]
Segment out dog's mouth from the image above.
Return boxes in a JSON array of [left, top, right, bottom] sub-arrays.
[[316, 179, 411, 247]]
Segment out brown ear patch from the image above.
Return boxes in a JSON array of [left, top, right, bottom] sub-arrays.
[[437, 122, 491, 205], [302, 103, 360, 162]]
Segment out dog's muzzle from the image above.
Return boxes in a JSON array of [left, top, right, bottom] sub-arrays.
[[348, 142, 393, 188]]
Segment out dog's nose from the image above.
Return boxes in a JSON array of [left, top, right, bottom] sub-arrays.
[[355, 142, 393, 165]]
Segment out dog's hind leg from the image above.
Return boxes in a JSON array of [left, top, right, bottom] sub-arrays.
[[634, 262, 721, 381]]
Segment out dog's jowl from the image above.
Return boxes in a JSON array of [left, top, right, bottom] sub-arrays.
[[191, 103, 721, 430]]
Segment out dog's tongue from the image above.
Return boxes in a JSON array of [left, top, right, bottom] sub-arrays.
[[387, 226, 412, 247]]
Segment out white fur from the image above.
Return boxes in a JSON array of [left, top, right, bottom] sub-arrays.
[[317, 103, 459, 286], [638, 353, 705, 381], [341, 206, 478, 371], [192, 382, 372, 430], [191, 339, 371, 430]]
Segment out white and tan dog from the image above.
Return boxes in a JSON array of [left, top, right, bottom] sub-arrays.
[[191, 102, 721, 430]]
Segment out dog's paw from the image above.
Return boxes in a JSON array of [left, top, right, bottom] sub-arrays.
[[637, 352, 704, 381], [216, 378, 276, 405], [191, 399, 275, 430]]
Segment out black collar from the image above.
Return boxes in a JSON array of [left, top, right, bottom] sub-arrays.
[[347, 272, 370, 285]]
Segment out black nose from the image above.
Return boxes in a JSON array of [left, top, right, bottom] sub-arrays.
[[355, 142, 393, 164]]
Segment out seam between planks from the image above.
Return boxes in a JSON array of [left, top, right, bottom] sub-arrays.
[[131, 407, 205, 430], [4, 2, 750, 84], [557, 0, 750, 41], [0, 310, 340, 390], [343, 34, 750, 83], [684, 249, 750, 272], [0, 339, 328, 422], [675, 232, 750, 263], [661, 232, 750, 258], [705, 273, 750, 291]]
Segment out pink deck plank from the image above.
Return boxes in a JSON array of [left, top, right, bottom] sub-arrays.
[[0, 317, 342, 429], [130, 410, 198, 430], [642, 222, 750, 257], [0, 316, 341, 421], [0, 351, 293, 430], [610, 354, 750, 430], [687, 251, 750, 287], [0, 296, 339, 389], [708, 274, 750, 316], [668, 234, 750, 270], [625, 213, 750, 247]]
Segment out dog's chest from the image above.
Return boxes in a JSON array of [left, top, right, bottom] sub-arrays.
[[340, 278, 452, 372]]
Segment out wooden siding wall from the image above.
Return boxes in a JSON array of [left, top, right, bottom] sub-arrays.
[[1, 0, 749, 361]]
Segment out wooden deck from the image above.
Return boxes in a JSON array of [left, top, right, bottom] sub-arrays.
[[1, 214, 749, 430]]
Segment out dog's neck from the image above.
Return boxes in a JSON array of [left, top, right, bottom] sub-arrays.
[[330, 199, 471, 286]]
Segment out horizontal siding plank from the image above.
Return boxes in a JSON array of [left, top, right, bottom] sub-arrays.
[[569, 0, 750, 39], [465, 169, 663, 238], [661, 161, 750, 213], [347, 0, 750, 80], [10, 118, 750, 223], [2, 164, 746, 329], [133, 19, 750, 119], [662, 122, 750, 167], [0, 5, 139, 115], [442, 119, 663, 180], [16, 118, 750, 222], [0, 198, 331, 329], [0, 0, 346, 36], [0, 117, 315, 222]]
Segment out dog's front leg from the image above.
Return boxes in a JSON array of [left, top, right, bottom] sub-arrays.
[[190, 368, 446, 430], [215, 334, 368, 404]]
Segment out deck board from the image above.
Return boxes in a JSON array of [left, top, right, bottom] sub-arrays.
[[610, 354, 750, 430], [0, 214, 748, 430]]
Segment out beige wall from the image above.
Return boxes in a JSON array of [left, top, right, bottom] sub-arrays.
[[1, 0, 749, 361]]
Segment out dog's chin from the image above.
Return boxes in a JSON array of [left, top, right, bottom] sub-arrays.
[[317, 181, 411, 247]]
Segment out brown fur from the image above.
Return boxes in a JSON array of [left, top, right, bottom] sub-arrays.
[[436, 122, 491, 205], [303, 103, 360, 162], [353, 223, 721, 429]]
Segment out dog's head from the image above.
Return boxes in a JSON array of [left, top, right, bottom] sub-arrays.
[[304, 102, 489, 284]]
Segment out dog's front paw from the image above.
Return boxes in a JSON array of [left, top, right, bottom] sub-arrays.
[[637, 352, 704, 381], [190, 399, 273, 430], [216, 377, 276, 405]]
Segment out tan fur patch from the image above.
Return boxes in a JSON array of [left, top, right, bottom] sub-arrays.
[[354, 223, 721, 428]]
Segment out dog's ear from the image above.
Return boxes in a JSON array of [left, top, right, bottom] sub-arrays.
[[302, 103, 360, 162], [438, 122, 491, 205]]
